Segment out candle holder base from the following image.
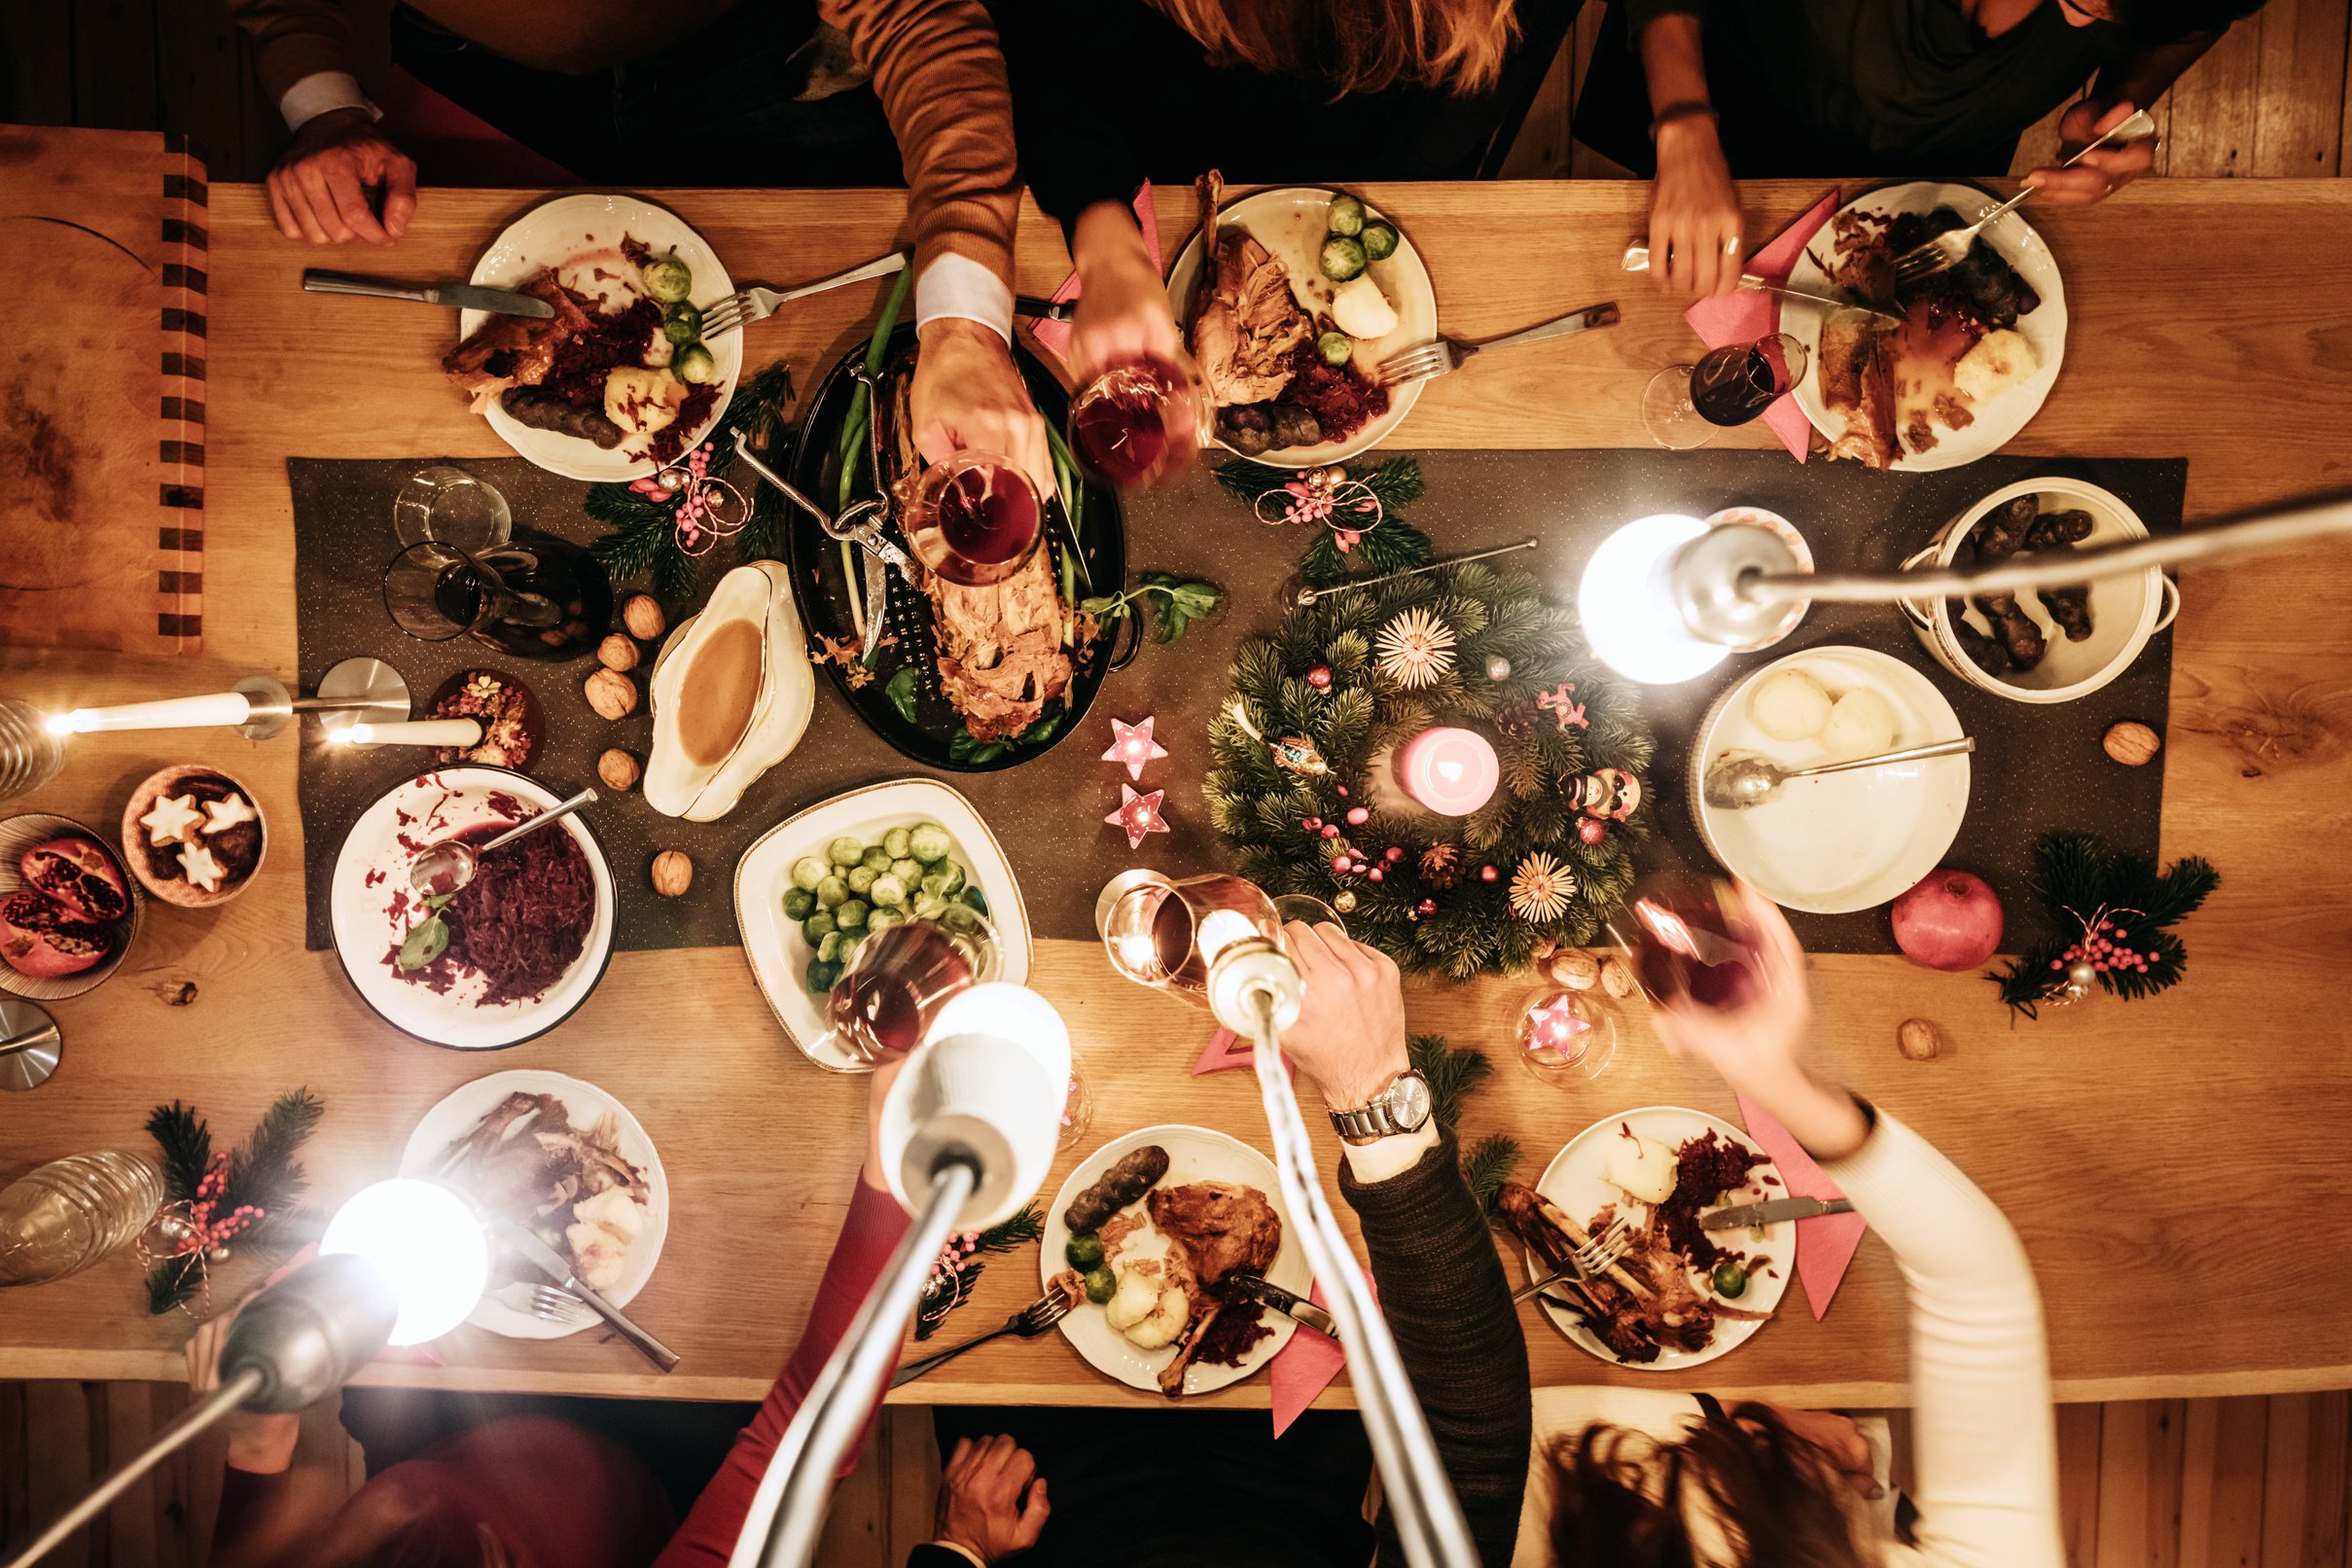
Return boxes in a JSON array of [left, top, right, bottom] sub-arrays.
[[304, 659, 412, 732], [232, 676, 294, 741], [0, 998, 63, 1091]]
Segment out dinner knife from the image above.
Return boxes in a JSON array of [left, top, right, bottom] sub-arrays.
[[1699, 1195, 1855, 1230], [303, 268, 554, 318], [1618, 246, 1900, 324], [492, 1217, 680, 1372], [1229, 1273, 1337, 1338]]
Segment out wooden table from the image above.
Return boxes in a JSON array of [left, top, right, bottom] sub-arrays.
[[3, 156, 2349, 1412]]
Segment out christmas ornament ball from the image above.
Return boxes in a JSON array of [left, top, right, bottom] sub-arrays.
[[1479, 865, 1499, 882], [1334, 890, 1358, 913], [1307, 664, 1334, 691], [1486, 655, 1512, 681], [1578, 818, 1606, 845]]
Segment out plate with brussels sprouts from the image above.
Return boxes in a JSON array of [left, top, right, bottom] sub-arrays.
[[732, 778, 1031, 1071]]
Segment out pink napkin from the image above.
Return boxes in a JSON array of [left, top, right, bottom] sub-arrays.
[[1683, 188, 1840, 462], [1191, 1025, 1253, 1076], [1270, 1279, 1370, 1437], [266, 1243, 445, 1365], [1027, 184, 1165, 364], [1734, 1095, 1869, 1321]]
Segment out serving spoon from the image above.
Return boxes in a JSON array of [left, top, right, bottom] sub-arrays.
[[409, 785, 597, 897], [1703, 737, 1975, 810]]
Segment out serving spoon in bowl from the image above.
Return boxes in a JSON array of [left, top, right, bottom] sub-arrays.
[[1703, 737, 1975, 811], [409, 785, 598, 897]]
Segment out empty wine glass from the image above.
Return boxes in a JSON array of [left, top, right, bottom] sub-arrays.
[[904, 452, 1043, 587], [1271, 892, 1347, 939], [380, 534, 612, 659], [1065, 350, 1209, 488], [1642, 333, 1808, 451], [393, 465, 513, 552]]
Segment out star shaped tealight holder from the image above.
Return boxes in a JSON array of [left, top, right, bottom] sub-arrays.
[[1104, 784, 1170, 849]]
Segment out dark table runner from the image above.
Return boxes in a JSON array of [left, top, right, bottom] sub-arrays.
[[293, 450, 2181, 956]]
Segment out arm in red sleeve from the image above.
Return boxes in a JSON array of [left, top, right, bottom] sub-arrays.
[[655, 1176, 912, 1567]]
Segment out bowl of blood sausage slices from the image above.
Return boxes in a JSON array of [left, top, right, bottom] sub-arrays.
[[0, 814, 141, 1000], [122, 766, 267, 909]]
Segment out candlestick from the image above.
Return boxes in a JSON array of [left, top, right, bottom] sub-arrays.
[[329, 719, 485, 749], [1392, 727, 1499, 817]]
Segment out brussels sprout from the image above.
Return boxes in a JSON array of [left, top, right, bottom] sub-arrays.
[[782, 887, 815, 921], [846, 866, 877, 895], [1710, 1261, 1749, 1300], [828, 836, 866, 867], [642, 254, 693, 302], [802, 910, 837, 942], [882, 827, 913, 860], [912, 892, 946, 920], [1083, 1267, 1118, 1304], [835, 899, 870, 931], [870, 873, 909, 909], [673, 343, 718, 385], [889, 857, 921, 884], [866, 908, 903, 933], [815, 874, 849, 909], [1065, 1233, 1106, 1270], [1317, 330, 1353, 367], [960, 886, 988, 914], [1360, 220, 1400, 262], [662, 302, 702, 345], [938, 902, 982, 936], [818, 931, 844, 963], [861, 845, 894, 873], [1318, 234, 1367, 283], [791, 856, 829, 891], [908, 823, 953, 864], [921, 861, 965, 898], [1327, 194, 1367, 237], [836, 932, 863, 967], [805, 957, 840, 992]]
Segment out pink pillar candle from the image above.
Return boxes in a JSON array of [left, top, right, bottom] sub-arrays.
[[1392, 727, 1499, 817]]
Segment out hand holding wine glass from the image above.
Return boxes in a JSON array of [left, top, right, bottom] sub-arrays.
[[1068, 202, 1183, 381], [1276, 921, 1408, 1112]]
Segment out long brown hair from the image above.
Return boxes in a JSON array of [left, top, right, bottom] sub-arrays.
[[1544, 1405, 1872, 1568], [1148, 0, 1521, 94]]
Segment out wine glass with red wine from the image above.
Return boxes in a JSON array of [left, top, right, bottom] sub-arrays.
[[1605, 873, 1770, 1012], [1640, 333, 1809, 451], [1065, 351, 1209, 489], [380, 532, 614, 659], [904, 452, 1045, 587], [826, 912, 1001, 1065]]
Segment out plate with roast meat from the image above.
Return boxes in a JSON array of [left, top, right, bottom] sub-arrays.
[[0, 814, 140, 1001], [1786, 181, 2067, 472], [445, 194, 740, 482], [782, 322, 1129, 772], [1499, 1106, 1796, 1371], [1044, 1123, 1312, 1398], [1164, 177, 1438, 467]]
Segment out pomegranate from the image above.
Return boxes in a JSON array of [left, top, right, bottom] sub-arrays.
[[20, 837, 129, 922], [1890, 868, 2004, 972], [0, 891, 113, 978]]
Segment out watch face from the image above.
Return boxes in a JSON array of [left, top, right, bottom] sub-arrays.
[[1388, 1071, 1435, 1130]]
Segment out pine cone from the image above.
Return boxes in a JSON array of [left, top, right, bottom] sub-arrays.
[[1491, 703, 1536, 739], [1418, 842, 1461, 888]]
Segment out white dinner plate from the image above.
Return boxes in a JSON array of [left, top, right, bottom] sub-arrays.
[[398, 1069, 669, 1341], [733, 778, 1031, 1072], [460, 193, 741, 481], [1691, 646, 1970, 914], [1043, 1123, 1312, 1398], [329, 766, 617, 1049], [1528, 1106, 1793, 1372], [1163, 185, 1438, 467], [1785, 181, 2067, 472]]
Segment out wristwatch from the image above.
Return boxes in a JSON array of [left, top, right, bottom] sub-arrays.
[[1330, 1069, 1435, 1146]]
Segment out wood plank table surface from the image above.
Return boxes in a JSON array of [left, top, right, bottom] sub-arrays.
[[3, 148, 2349, 1412]]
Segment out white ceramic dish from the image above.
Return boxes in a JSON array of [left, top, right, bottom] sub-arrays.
[[1043, 1123, 1311, 1398], [329, 767, 617, 1050], [398, 1069, 668, 1341], [0, 813, 141, 1002], [1691, 646, 1970, 914], [733, 778, 1031, 1072], [1785, 181, 2067, 472], [1163, 185, 1437, 467], [1527, 1106, 1792, 1372], [461, 193, 741, 481], [1900, 477, 2178, 704]]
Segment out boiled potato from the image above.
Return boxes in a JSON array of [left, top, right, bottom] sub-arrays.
[[1822, 688, 1899, 761], [1750, 668, 1832, 742]]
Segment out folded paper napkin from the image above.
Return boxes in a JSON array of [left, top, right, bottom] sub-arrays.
[[1270, 1279, 1363, 1438], [1028, 183, 1165, 364], [266, 1243, 445, 1365], [1683, 188, 1840, 462], [1734, 1094, 1870, 1321], [1191, 1025, 1253, 1076]]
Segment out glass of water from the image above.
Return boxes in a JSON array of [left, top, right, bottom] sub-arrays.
[[394, 465, 513, 553]]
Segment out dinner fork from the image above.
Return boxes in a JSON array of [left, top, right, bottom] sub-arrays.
[[1375, 301, 1621, 388], [700, 249, 910, 340], [527, 1283, 593, 1327], [1891, 107, 2157, 286], [889, 1290, 1074, 1389], [1511, 1213, 1636, 1305]]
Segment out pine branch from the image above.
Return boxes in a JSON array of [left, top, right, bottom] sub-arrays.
[[976, 1201, 1043, 1255], [145, 1101, 212, 1205], [224, 1088, 324, 1237], [1408, 1033, 1490, 1130], [1462, 1135, 1523, 1217], [145, 1254, 203, 1316]]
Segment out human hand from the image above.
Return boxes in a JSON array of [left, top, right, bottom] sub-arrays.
[[1278, 922, 1408, 1110], [936, 1434, 1050, 1562], [267, 108, 416, 246], [187, 1299, 301, 1474], [911, 317, 1056, 502], [1068, 202, 1181, 383], [2024, 100, 2156, 206], [1647, 118, 1745, 299]]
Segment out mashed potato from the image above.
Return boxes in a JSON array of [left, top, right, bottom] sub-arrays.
[[1952, 329, 2038, 408]]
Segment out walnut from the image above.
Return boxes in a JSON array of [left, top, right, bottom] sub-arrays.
[[597, 748, 641, 791], [596, 633, 640, 673], [584, 668, 638, 721], [1897, 1017, 1945, 1061], [1598, 955, 1637, 1000], [2103, 721, 2160, 767], [621, 593, 666, 642], [1547, 949, 1601, 991], [650, 849, 694, 898]]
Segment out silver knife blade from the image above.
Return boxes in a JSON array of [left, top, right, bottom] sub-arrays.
[[1699, 1195, 1855, 1230], [1232, 1274, 1336, 1338], [427, 282, 554, 317], [492, 1217, 679, 1371], [859, 549, 889, 651]]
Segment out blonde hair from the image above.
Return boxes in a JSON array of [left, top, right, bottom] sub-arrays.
[[1150, 0, 1521, 94]]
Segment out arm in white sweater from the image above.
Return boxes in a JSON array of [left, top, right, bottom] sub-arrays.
[[1823, 1109, 2064, 1568]]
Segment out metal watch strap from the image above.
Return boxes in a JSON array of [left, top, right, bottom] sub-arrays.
[[1331, 1071, 1411, 1144]]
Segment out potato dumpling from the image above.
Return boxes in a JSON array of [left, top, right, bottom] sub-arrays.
[[1822, 688, 1899, 761], [1102, 1267, 1158, 1332], [1750, 668, 1833, 742], [1602, 1132, 1679, 1205], [1122, 1287, 1193, 1350]]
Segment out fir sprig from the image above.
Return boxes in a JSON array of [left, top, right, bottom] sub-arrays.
[[1462, 1134, 1524, 1217], [142, 1089, 326, 1314], [1989, 833, 2220, 1018], [587, 361, 798, 600], [913, 1200, 1046, 1340], [1215, 456, 1435, 586], [145, 1102, 212, 1204], [1408, 1033, 1491, 1131]]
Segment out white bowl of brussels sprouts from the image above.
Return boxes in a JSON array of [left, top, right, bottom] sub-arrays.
[[732, 779, 1031, 1072]]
